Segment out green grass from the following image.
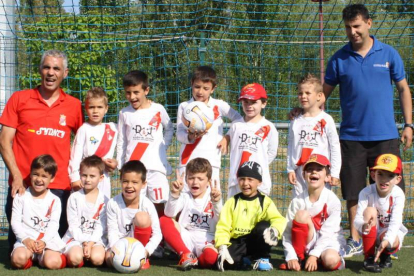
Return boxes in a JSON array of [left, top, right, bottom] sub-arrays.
[[1, 237, 414, 276]]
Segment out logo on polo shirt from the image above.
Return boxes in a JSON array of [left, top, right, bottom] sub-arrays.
[[29, 127, 65, 138], [59, 114, 66, 126], [373, 62, 389, 68]]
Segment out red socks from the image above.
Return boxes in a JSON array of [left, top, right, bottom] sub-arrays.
[[23, 258, 33, 270], [134, 226, 152, 246], [60, 254, 67, 269], [198, 247, 218, 268], [291, 220, 309, 261], [159, 216, 190, 256], [362, 226, 377, 259]]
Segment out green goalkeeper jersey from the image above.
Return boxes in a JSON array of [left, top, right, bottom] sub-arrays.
[[215, 192, 286, 247]]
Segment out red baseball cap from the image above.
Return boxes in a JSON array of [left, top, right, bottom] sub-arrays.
[[303, 154, 331, 170], [238, 83, 267, 102], [371, 154, 402, 174]]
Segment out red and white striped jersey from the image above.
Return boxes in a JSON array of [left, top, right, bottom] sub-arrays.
[[283, 188, 345, 261], [354, 184, 407, 247], [177, 97, 242, 169], [11, 188, 64, 247], [106, 194, 162, 255], [62, 189, 109, 245], [227, 117, 278, 195], [117, 103, 173, 174]]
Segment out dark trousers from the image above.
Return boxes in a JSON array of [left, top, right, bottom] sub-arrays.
[[6, 187, 70, 254], [225, 221, 271, 270]]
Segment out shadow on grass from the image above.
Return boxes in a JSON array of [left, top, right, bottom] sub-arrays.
[[0, 239, 12, 270]]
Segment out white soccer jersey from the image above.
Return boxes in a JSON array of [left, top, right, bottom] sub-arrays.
[[11, 188, 65, 250], [177, 97, 242, 169], [69, 122, 118, 198], [62, 189, 109, 245], [283, 188, 345, 261], [354, 184, 407, 247], [165, 189, 222, 236], [287, 112, 341, 193], [227, 117, 278, 195], [117, 103, 173, 175], [106, 194, 162, 255]]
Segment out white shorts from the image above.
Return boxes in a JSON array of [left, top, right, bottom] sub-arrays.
[[179, 166, 221, 193], [305, 224, 345, 257], [141, 170, 169, 203], [63, 240, 106, 255], [12, 237, 64, 262], [377, 228, 406, 251], [178, 228, 215, 257]]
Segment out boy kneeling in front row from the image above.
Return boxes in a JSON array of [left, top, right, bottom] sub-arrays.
[[355, 153, 407, 273], [215, 161, 286, 271], [281, 154, 346, 272]]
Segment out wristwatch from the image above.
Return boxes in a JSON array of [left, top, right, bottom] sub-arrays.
[[404, 123, 414, 130]]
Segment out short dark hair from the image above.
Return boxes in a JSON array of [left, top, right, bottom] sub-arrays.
[[85, 87, 108, 106], [80, 155, 105, 175], [123, 70, 149, 90], [342, 4, 370, 22], [31, 154, 58, 178], [191, 66, 217, 88], [186, 158, 212, 180], [120, 160, 147, 182]]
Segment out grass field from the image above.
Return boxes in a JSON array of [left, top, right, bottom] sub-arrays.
[[1, 237, 414, 276]]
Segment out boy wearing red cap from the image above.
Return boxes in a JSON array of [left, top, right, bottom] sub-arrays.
[[354, 153, 407, 273], [218, 83, 278, 198], [287, 74, 341, 198], [281, 154, 345, 272]]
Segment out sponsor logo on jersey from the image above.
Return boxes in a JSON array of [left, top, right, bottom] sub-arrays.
[[90, 136, 99, 144], [81, 216, 97, 233], [188, 213, 211, 230], [31, 127, 65, 138]]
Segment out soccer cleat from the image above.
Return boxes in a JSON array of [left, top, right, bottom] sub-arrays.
[[390, 252, 398, 260], [344, 237, 363, 258], [252, 258, 273, 271], [178, 252, 198, 271], [363, 256, 382, 273], [141, 259, 150, 270], [379, 253, 392, 269], [241, 257, 252, 270]]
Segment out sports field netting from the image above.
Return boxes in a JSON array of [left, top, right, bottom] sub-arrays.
[[0, 0, 413, 234]]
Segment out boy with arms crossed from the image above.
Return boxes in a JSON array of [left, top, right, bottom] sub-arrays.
[[282, 154, 345, 272], [105, 160, 162, 270], [160, 158, 222, 270], [355, 154, 407, 273], [117, 70, 173, 215], [69, 87, 118, 198], [63, 155, 109, 267], [11, 155, 66, 269], [215, 161, 286, 271], [219, 83, 278, 197], [176, 66, 241, 190], [287, 74, 341, 198]]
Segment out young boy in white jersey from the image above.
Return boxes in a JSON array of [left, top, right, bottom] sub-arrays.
[[63, 155, 109, 268], [218, 83, 278, 197], [281, 154, 345, 272], [105, 160, 162, 270], [176, 66, 241, 191], [354, 153, 407, 273], [117, 70, 173, 216], [215, 161, 286, 271], [287, 74, 341, 198], [11, 155, 66, 270], [160, 158, 222, 270], [69, 87, 118, 198]]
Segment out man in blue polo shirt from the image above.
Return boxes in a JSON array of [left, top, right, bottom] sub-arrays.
[[324, 4, 412, 259]]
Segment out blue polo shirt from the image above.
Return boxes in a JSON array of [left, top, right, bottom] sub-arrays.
[[325, 36, 406, 141]]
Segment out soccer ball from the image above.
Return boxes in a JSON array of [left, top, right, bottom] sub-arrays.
[[111, 237, 146, 273], [182, 101, 214, 133]]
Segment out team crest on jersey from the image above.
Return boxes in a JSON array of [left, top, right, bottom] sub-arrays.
[[59, 114, 66, 126], [90, 136, 99, 145], [203, 201, 214, 218], [313, 119, 326, 135], [106, 129, 114, 141]]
